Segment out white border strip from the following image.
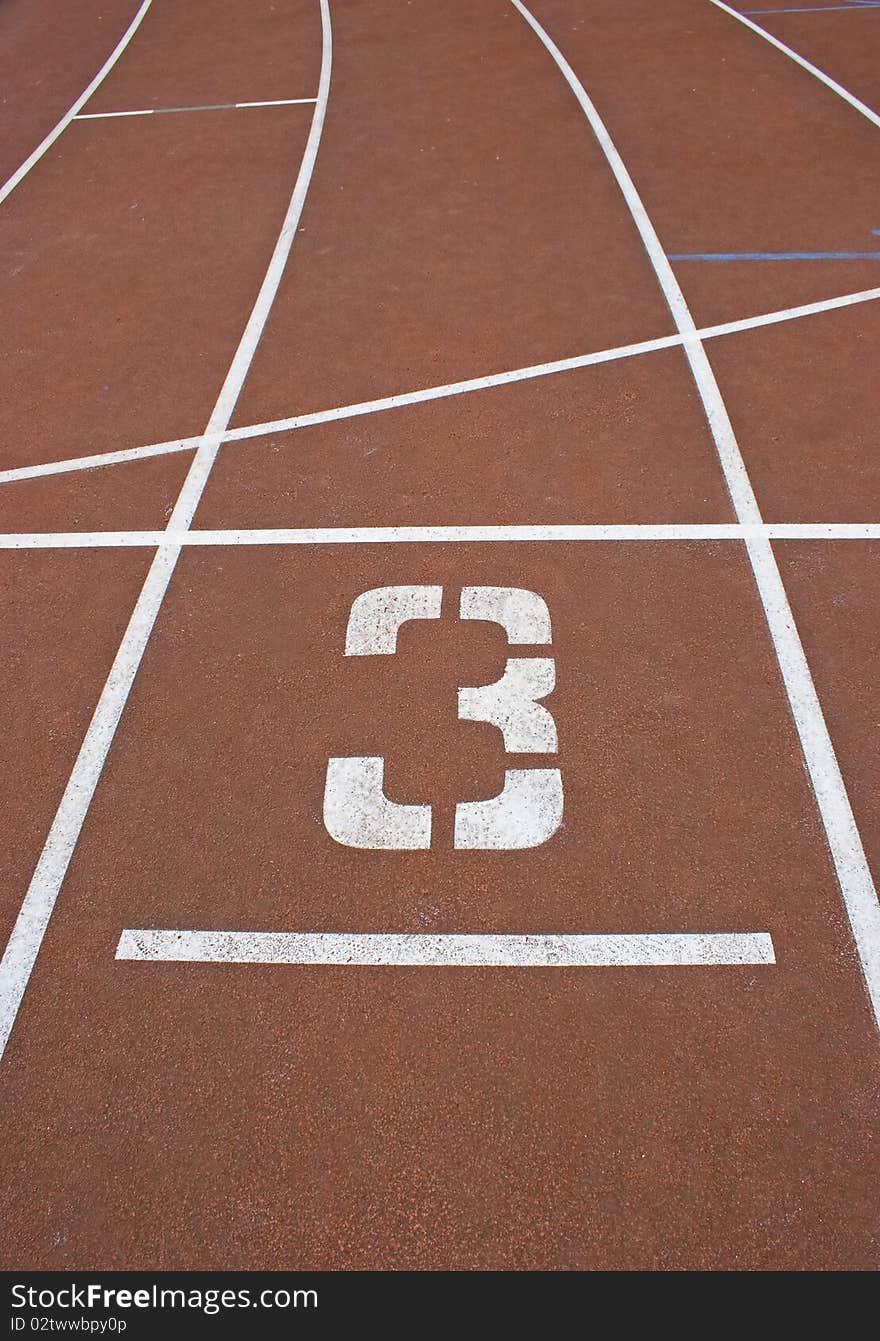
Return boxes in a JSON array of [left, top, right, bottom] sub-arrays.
[[512, 0, 880, 1027], [708, 0, 880, 129], [0, 0, 154, 206], [2, 523, 880, 549], [0, 0, 334, 1063], [2, 283, 878, 488], [116, 929, 776, 966]]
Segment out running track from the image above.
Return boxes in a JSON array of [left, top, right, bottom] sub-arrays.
[[1, 0, 879, 1269]]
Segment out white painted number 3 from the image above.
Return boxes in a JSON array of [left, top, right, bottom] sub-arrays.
[[323, 586, 563, 850]]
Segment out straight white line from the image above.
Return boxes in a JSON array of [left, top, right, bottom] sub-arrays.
[[512, 0, 880, 1028], [693, 284, 880, 337], [2, 524, 879, 549], [116, 929, 776, 967], [3, 283, 879, 488], [708, 0, 880, 129], [0, 524, 742, 548], [75, 98, 317, 119], [0, 531, 162, 548], [0, 438, 205, 485], [236, 98, 318, 109], [0, 0, 154, 206], [0, 0, 334, 1063], [76, 108, 157, 119]]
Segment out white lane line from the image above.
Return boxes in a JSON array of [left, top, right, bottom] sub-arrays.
[[0, 438, 206, 486], [3, 283, 879, 489], [236, 98, 318, 109], [0, 0, 334, 1063], [512, 0, 880, 1029], [0, 524, 742, 549], [75, 108, 158, 119], [116, 929, 776, 967], [2, 524, 879, 549], [75, 98, 317, 119], [708, 0, 880, 129], [692, 283, 880, 336], [0, 0, 154, 206]]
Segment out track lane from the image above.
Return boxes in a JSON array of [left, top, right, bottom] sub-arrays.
[[776, 543, 880, 906], [705, 298, 880, 520], [0, 551, 153, 952], [0, 454, 197, 534], [197, 349, 735, 529]]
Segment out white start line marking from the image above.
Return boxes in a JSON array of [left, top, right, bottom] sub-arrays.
[[115, 930, 776, 967], [2, 523, 880, 549]]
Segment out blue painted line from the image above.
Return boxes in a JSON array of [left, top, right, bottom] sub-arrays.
[[742, 4, 880, 13], [669, 251, 880, 260]]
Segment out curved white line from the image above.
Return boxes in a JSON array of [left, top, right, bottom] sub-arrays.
[[0, 0, 334, 1062], [510, 0, 880, 1029], [708, 0, 880, 130], [0, 0, 155, 207]]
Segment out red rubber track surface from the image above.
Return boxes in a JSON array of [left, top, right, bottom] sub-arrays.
[[0, 0, 141, 184], [759, 3, 880, 111], [0, 0, 878, 1270]]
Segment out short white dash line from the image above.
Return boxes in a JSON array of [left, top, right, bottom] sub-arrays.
[[116, 929, 776, 967], [236, 99, 318, 110], [75, 98, 317, 119]]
